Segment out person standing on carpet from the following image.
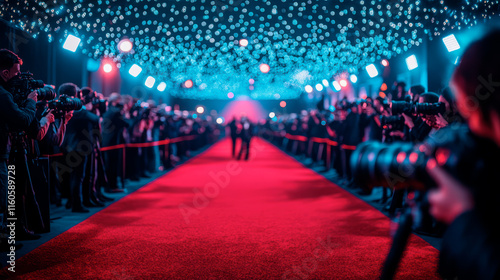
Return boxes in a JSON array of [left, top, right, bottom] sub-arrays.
[[237, 116, 254, 161], [228, 117, 239, 158]]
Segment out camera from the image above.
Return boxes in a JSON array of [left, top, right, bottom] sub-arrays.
[[350, 124, 499, 193], [380, 115, 405, 130], [8, 72, 56, 105], [391, 96, 445, 116], [37, 95, 83, 118]]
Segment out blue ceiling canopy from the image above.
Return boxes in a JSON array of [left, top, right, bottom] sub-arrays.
[[2, 0, 498, 99]]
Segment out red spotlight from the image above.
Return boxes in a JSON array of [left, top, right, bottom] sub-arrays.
[[239, 39, 249, 47], [184, 79, 193, 88], [381, 59, 389, 67], [103, 63, 113, 73], [260, 63, 270, 73], [280, 101, 286, 108], [227, 92, 234, 99]]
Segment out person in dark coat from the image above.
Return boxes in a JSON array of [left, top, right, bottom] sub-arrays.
[[101, 92, 129, 191], [60, 84, 100, 213], [228, 117, 239, 158], [237, 117, 254, 161]]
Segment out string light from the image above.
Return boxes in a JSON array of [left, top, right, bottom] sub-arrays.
[[2, 1, 498, 99]]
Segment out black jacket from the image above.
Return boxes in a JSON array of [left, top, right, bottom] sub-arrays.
[[102, 105, 129, 147], [0, 82, 37, 159], [60, 108, 100, 155]]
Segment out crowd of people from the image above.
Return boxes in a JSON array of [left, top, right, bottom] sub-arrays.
[[0, 49, 223, 245], [259, 30, 500, 279]]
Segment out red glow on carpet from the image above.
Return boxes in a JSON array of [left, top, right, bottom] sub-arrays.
[[1, 139, 439, 279]]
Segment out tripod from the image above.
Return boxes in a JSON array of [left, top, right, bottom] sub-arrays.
[[9, 132, 45, 232]]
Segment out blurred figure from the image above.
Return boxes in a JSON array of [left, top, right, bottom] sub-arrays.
[[228, 117, 239, 158], [237, 116, 254, 160], [102, 92, 129, 192]]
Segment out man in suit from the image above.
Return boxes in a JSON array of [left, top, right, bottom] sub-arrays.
[[237, 117, 254, 161], [101, 92, 129, 192], [60, 84, 100, 213]]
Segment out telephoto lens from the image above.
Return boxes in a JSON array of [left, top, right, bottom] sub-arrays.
[[414, 102, 446, 115], [36, 85, 57, 101], [350, 124, 500, 194]]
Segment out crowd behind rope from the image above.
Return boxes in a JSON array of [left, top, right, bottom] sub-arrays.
[[0, 48, 223, 244], [259, 82, 461, 236]]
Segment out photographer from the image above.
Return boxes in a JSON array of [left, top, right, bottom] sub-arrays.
[[0, 50, 38, 245], [102, 92, 129, 192], [60, 83, 100, 213], [426, 30, 500, 279]]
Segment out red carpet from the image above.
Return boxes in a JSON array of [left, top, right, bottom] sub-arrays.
[[3, 138, 440, 279]]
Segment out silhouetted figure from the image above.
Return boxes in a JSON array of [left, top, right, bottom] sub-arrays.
[[237, 117, 254, 161], [228, 117, 239, 158]]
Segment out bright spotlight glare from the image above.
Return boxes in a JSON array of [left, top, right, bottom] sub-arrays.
[[366, 64, 379, 78], [322, 79, 329, 87], [145, 76, 156, 88], [157, 82, 167, 92], [62, 35, 81, 52], [196, 106, 205, 114], [239, 39, 249, 47], [332, 81, 342, 91], [128, 64, 142, 77], [339, 79, 348, 87], [269, 112, 275, 118], [305, 85, 313, 93], [315, 84, 324, 91], [118, 38, 133, 53], [381, 59, 389, 67], [442, 34, 460, 52], [103, 63, 112, 73], [350, 74, 358, 83], [260, 63, 270, 73], [184, 79, 194, 88], [406, 55, 418, 70], [216, 117, 224, 124], [227, 92, 234, 98]]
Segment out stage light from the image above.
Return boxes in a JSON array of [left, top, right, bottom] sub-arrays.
[[305, 85, 313, 93], [350, 74, 358, 83], [196, 106, 205, 114], [227, 92, 234, 99], [157, 82, 167, 92], [406, 55, 418, 70], [184, 79, 194, 88], [332, 81, 342, 91], [322, 79, 329, 87], [103, 63, 113, 73], [269, 112, 275, 118], [129, 64, 142, 77], [381, 59, 389, 67], [118, 38, 133, 53], [145, 76, 156, 88], [239, 39, 249, 47], [315, 84, 323, 91], [216, 117, 224, 124], [280, 101, 286, 108], [260, 63, 270, 73], [192, 114, 198, 119], [339, 79, 348, 87], [62, 35, 81, 52], [381, 83, 388, 91], [442, 34, 460, 52], [249, 78, 255, 84], [366, 64, 379, 78]]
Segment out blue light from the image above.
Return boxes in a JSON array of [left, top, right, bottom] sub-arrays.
[[366, 64, 379, 78], [405, 55, 418, 70], [442, 34, 460, 52], [62, 35, 81, 52], [192, 114, 198, 119], [129, 64, 143, 77]]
